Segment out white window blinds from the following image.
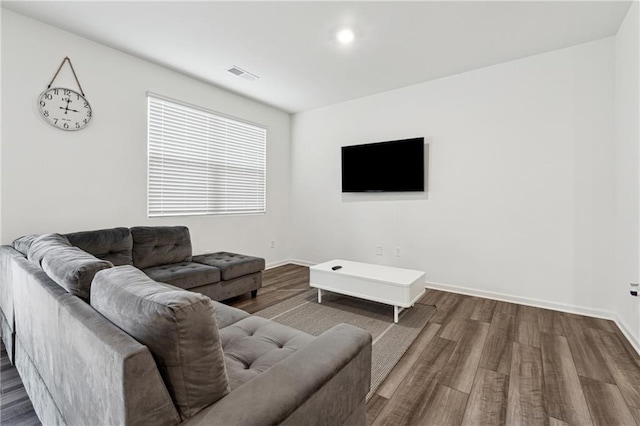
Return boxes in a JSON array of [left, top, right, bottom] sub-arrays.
[[147, 94, 266, 217]]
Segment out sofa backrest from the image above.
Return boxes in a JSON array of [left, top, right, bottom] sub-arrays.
[[12, 256, 180, 426], [91, 266, 229, 420], [130, 226, 193, 269], [66, 227, 134, 266]]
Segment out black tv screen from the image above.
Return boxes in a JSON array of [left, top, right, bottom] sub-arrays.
[[342, 137, 424, 192]]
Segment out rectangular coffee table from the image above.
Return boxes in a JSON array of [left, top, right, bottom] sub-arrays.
[[309, 259, 426, 323]]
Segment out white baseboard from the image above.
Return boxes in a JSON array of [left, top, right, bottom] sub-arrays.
[[266, 258, 314, 269], [288, 258, 315, 267], [265, 259, 292, 269]]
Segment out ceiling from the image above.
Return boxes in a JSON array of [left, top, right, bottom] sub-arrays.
[[2, 1, 632, 113]]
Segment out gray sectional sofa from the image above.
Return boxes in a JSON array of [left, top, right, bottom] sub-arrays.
[[0, 226, 372, 425]]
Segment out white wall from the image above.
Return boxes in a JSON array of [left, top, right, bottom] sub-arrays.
[[0, 10, 292, 264], [291, 38, 616, 316], [613, 1, 640, 348]]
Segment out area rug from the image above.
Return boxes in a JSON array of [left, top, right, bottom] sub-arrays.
[[255, 289, 435, 400]]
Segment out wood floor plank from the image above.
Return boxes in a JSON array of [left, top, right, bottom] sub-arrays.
[[537, 308, 564, 336], [548, 417, 572, 426], [377, 323, 441, 399], [460, 368, 509, 426], [420, 288, 447, 306], [439, 319, 490, 394], [540, 333, 592, 425], [438, 318, 467, 342], [419, 385, 468, 426], [492, 300, 517, 318], [429, 292, 465, 324], [479, 312, 516, 376], [596, 329, 640, 409], [450, 296, 477, 320], [580, 376, 637, 426], [584, 317, 617, 333], [372, 337, 456, 426], [506, 342, 547, 425], [366, 393, 389, 425], [470, 297, 497, 323], [515, 305, 541, 348], [560, 314, 616, 384], [1, 347, 40, 426], [630, 406, 640, 426]]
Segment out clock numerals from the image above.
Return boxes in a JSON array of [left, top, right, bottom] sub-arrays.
[[38, 87, 92, 131]]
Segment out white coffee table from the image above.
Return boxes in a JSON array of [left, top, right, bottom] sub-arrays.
[[309, 259, 426, 323]]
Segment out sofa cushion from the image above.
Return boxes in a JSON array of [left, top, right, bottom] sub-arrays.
[[11, 234, 40, 255], [219, 316, 314, 390], [142, 262, 220, 290], [25, 233, 72, 266], [212, 300, 250, 329], [41, 245, 113, 300], [66, 227, 133, 266], [91, 266, 229, 420], [192, 252, 265, 281], [131, 226, 192, 269]]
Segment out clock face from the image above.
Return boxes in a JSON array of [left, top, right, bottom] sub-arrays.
[[38, 87, 92, 131]]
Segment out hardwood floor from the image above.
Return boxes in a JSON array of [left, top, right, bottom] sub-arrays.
[[1, 343, 39, 425], [2, 264, 640, 425]]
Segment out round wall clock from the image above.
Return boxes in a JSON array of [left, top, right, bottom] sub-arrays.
[[38, 87, 92, 131]]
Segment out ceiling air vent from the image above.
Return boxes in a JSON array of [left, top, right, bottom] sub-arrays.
[[227, 66, 259, 81]]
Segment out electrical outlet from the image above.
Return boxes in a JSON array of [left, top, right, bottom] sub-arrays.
[[375, 246, 383, 256], [270, 240, 276, 249], [395, 247, 401, 257]]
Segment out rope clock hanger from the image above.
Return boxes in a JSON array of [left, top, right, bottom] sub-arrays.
[[38, 57, 92, 131]]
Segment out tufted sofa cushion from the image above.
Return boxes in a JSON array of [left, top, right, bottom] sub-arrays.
[[130, 226, 192, 269], [142, 262, 220, 290], [218, 315, 314, 390], [66, 227, 133, 266], [91, 266, 229, 420], [192, 252, 265, 281]]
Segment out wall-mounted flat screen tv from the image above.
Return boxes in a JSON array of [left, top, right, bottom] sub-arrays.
[[341, 137, 425, 192]]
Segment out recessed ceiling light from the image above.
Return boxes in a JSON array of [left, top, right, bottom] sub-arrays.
[[336, 28, 355, 44]]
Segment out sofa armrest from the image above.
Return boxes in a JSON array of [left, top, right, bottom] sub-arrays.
[[183, 323, 372, 426]]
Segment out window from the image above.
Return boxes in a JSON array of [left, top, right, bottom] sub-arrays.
[[147, 94, 266, 217]]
